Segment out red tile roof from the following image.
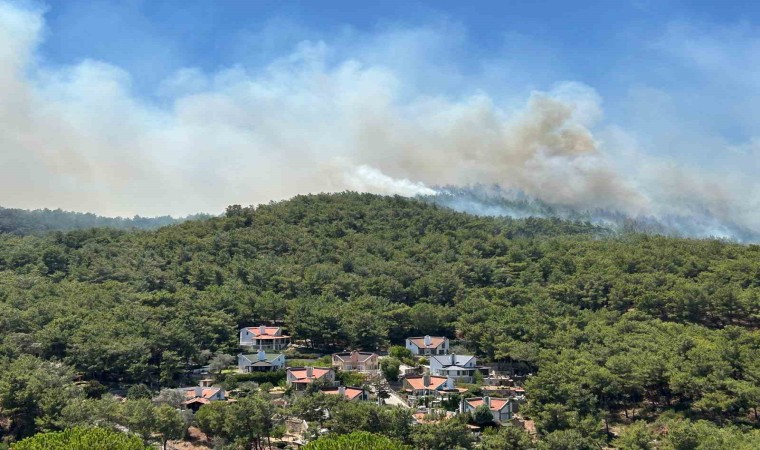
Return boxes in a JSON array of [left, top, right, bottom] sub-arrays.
[[202, 388, 219, 398], [404, 375, 448, 391], [408, 336, 446, 349], [184, 387, 222, 401], [246, 326, 289, 338], [287, 367, 333, 383], [466, 397, 510, 412], [322, 387, 364, 400]]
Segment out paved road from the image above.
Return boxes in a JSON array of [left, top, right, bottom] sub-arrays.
[[384, 390, 410, 408]]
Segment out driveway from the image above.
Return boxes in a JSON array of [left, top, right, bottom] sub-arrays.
[[383, 390, 410, 408]]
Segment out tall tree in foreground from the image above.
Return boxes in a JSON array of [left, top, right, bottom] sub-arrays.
[[410, 418, 473, 450], [154, 404, 187, 450], [0, 356, 81, 439]]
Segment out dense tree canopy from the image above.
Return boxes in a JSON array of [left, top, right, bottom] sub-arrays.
[[303, 431, 412, 450], [11, 427, 149, 450], [0, 192, 758, 446], [0, 206, 210, 236]]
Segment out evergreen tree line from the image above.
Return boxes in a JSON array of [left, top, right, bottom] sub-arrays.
[[0, 193, 758, 447]]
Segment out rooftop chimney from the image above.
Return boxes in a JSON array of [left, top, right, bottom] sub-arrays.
[[338, 386, 346, 396], [306, 366, 314, 378], [423, 373, 431, 387], [424, 335, 432, 346], [259, 325, 266, 335], [484, 396, 491, 407], [200, 379, 212, 388], [258, 350, 266, 361]]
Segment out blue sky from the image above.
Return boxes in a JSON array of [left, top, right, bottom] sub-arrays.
[[33, 0, 760, 158], [33, 2, 752, 90], [1, 0, 759, 238]]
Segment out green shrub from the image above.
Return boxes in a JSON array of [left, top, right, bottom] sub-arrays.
[[337, 370, 366, 387], [12, 427, 148, 450], [303, 431, 411, 450], [225, 370, 286, 386]]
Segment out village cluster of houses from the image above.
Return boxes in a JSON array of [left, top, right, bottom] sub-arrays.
[[180, 325, 526, 428], [402, 335, 525, 425]]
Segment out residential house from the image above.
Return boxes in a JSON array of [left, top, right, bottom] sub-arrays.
[[461, 396, 513, 424], [406, 335, 449, 356], [286, 366, 336, 390], [239, 325, 291, 350], [182, 379, 226, 412], [402, 374, 454, 396], [429, 354, 485, 383], [238, 351, 286, 372], [331, 351, 379, 372], [320, 385, 367, 401]]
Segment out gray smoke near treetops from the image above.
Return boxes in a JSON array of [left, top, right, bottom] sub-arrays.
[[0, 2, 759, 241]]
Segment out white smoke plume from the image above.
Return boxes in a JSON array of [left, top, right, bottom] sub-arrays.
[[0, 2, 759, 240]]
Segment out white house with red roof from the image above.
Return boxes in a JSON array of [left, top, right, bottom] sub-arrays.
[[461, 396, 513, 424], [402, 374, 454, 396], [405, 335, 449, 356], [182, 379, 226, 411], [331, 351, 379, 372], [240, 325, 291, 350], [320, 385, 367, 401], [286, 366, 336, 390]]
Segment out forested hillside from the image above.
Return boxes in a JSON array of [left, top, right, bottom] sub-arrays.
[[0, 193, 759, 447], [0, 206, 210, 235]]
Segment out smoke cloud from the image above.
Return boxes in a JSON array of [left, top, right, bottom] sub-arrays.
[[0, 2, 759, 240]]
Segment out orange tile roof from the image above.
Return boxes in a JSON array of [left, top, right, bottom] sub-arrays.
[[246, 326, 287, 337], [404, 375, 448, 391], [184, 387, 222, 400], [288, 367, 333, 382], [183, 397, 210, 405], [201, 388, 220, 399], [322, 387, 364, 400], [408, 337, 446, 349], [466, 397, 510, 412]]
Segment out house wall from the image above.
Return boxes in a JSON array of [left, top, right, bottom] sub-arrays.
[[332, 354, 379, 371], [272, 354, 286, 368], [406, 338, 450, 356]]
